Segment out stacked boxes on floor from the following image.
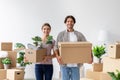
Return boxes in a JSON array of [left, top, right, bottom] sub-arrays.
[[102, 43, 120, 79], [85, 43, 120, 80], [7, 69, 24, 80], [0, 42, 25, 80]]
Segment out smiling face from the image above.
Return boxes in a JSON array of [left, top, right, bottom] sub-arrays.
[[41, 23, 51, 36], [65, 18, 75, 30], [64, 15, 76, 32]]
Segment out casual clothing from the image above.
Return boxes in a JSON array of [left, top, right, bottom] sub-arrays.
[[35, 64, 53, 80], [60, 66, 80, 80], [55, 30, 86, 80], [35, 39, 55, 80]]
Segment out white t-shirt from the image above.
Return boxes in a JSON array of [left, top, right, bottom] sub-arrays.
[[67, 32, 78, 67]]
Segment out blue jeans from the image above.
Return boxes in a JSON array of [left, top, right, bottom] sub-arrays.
[[35, 64, 53, 80], [60, 66, 80, 80]]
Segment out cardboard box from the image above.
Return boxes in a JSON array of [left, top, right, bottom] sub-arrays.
[[80, 78, 94, 80], [1, 42, 12, 51], [100, 72, 112, 80], [0, 69, 6, 80], [14, 48, 25, 52], [92, 63, 103, 72], [25, 49, 47, 63], [58, 42, 92, 64], [0, 58, 4, 69], [103, 57, 120, 73], [7, 51, 17, 68], [108, 44, 120, 58], [7, 69, 24, 80], [85, 69, 101, 80]]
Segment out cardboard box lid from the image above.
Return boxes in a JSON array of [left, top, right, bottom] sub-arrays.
[[58, 42, 92, 48]]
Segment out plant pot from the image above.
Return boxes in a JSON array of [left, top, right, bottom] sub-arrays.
[[3, 64, 10, 69], [92, 63, 103, 72]]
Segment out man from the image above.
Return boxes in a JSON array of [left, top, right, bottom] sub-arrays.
[[55, 15, 93, 80]]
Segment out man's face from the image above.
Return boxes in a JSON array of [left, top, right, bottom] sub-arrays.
[[65, 18, 75, 29]]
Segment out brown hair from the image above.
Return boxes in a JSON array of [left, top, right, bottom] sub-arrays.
[[41, 23, 51, 29], [64, 15, 76, 23]]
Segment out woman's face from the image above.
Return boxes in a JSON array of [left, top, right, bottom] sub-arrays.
[[65, 18, 75, 29], [42, 25, 51, 36]]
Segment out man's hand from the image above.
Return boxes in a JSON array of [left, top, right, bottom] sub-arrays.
[[56, 56, 64, 65]]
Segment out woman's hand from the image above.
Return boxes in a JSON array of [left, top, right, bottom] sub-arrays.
[[43, 55, 51, 62]]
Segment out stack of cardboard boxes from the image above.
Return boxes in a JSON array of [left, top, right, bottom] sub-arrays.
[[0, 42, 24, 80], [85, 43, 120, 80]]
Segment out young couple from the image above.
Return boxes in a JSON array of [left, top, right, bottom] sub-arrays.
[[33, 15, 93, 80]]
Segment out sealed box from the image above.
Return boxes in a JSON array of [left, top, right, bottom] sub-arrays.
[[58, 42, 92, 64], [1, 42, 12, 51], [108, 44, 120, 58], [7, 69, 24, 80], [100, 72, 112, 80], [86, 69, 101, 80], [0, 69, 6, 80], [7, 51, 17, 68], [0, 58, 4, 69], [103, 56, 120, 73], [80, 78, 94, 80], [25, 49, 46, 63]]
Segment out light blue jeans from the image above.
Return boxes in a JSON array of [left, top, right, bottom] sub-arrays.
[[60, 66, 80, 80]]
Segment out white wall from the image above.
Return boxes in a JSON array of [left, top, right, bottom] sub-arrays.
[[0, 0, 120, 79]]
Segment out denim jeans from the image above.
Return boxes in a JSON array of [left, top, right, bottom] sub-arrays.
[[60, 66, 80, 80], [35, 64, 53, 80]]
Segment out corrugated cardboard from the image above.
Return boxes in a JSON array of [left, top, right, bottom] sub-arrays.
[[103, 57, 120, 73], [0, 69, 6, 80], [7, 69, 24, 80], [25, 49, 47, 63], [58, 42, 92, 64], [108, 44, 120, 58], [93, 63, 103, 72], [7, 51, 17, 68], [86, 69, 101, 80], [0, 58, 4, 69], [80, 78, 94, 80], [1, 42, 12, 51], [100, 72, 112, 80]]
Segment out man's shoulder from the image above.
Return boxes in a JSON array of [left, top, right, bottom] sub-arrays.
[[58, 30, 66, 35], [74, 30, 82, 34]]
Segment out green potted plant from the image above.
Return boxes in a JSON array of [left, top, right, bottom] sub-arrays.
[[108, 69, 120, 80], [17, 51, 31, 67], [15, 43, 26, 49], [14, 43, 26, 52], [32, 36, 42, 47], [92, 45, 106, 63], [2, 57, 11, 69], [32, 35, 53, 47], [92, 45, 106, 71]]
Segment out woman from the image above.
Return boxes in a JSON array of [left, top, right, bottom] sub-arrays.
[[33, 23, 56, 80]]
